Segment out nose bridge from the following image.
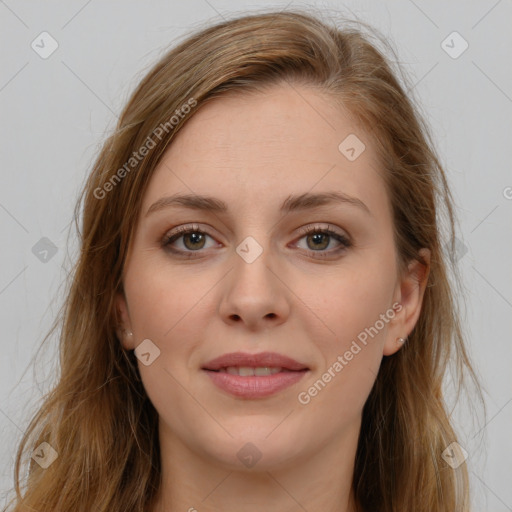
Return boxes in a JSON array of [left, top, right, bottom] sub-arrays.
[[232, 231, 277, 298], [218, 230, 290, 328]]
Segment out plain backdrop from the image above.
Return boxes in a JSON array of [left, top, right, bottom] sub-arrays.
[[1, 1, 511, 510]]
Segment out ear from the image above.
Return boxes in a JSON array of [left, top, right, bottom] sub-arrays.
[[383, 248, 430, 356], [114, 290, 135, 350]]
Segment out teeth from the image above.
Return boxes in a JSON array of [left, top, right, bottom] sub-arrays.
[[220, 366, 283, 376], [254, 366, 280, 376]]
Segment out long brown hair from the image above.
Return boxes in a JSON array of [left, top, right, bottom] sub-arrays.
[[4, 8, 483, 512]]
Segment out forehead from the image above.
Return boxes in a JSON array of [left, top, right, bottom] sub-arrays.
[[141, 84, 389, 220]]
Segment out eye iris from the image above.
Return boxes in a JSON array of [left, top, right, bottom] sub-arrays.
[[184, 232, 205, 250], [307, 232, 329, 250]]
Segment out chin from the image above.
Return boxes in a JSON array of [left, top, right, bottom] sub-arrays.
[[194, 418, 310, 472]]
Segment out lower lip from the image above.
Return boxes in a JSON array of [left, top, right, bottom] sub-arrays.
[[203, 369, 308, 398]]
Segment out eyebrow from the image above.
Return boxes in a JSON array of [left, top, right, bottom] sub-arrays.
[[145, 191, 371, 217]]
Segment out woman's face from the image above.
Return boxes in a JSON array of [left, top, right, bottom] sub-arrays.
[[116, 83, 428, 471]]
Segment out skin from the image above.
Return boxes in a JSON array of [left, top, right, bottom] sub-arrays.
[[115, 83, 430, 512]]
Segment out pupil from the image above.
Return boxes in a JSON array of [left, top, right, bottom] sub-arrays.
[[309, 233, 328, 250], [185, 232, 204, 250]]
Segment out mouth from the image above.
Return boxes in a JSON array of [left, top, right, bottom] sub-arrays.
[[207, 366, 302, 376], [202, 368, 308, 398], [201, 352, 309, 399], [202, 351, 309, 372]]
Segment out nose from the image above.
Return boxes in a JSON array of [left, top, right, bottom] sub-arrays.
[[218, 245, 291, 332]]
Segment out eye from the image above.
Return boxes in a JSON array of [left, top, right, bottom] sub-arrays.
[[162, 224, 218, 256], [161, 223, 352, 259], [294, 224, 351, 257]]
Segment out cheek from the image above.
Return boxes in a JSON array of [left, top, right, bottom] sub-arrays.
[[297, 251, 396, 399], [124, 266, 212, 426], [310, 263, 395, 341], [293, 266, 393, 417], [124, 261, 219, 394], [120, 267, 197, 421], [125, 259, 207, 339]]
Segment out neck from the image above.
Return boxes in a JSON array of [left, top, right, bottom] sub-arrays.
[[150, 417, 361, 512]]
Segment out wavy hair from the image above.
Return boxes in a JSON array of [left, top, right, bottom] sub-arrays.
[[4, 8, 483, 512]]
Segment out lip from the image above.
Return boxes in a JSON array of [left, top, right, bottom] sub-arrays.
[[201, 351, 310, 399], [203, 370, 308, 398], [202, 351, 309, 371]]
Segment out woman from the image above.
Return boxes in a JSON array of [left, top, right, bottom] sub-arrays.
[[5, 9, 483, 512]]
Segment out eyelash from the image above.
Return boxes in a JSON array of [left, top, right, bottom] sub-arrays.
[[161, 223, 352, 259]]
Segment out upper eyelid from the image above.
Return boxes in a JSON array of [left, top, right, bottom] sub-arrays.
[[163, 223, 349, 239], [297, 224, 348, 236]]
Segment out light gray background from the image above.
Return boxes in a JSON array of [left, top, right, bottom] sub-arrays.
[[1, 0, 511, 510]]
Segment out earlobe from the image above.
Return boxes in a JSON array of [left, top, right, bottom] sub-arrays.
[[383, 248, 431, 356], [116, 327, 134, 350], [114, 291, 135, 350]]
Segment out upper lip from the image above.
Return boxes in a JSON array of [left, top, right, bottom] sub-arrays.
[[202, 351, 309, 371]]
